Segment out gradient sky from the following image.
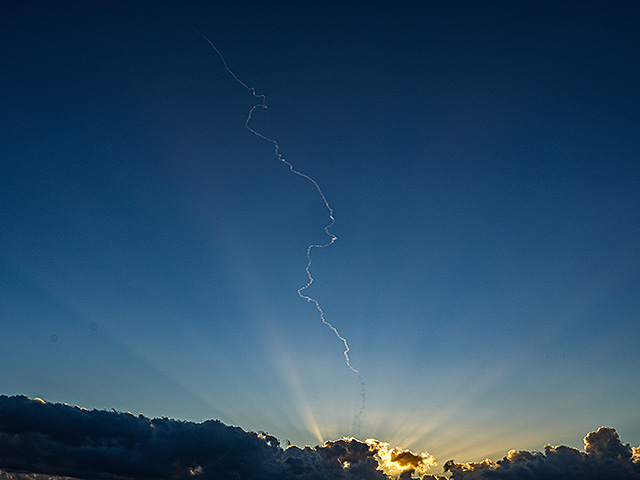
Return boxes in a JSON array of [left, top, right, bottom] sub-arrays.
[[2, 1, 639, 466]]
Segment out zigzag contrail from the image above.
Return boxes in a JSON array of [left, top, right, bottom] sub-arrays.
[[193, 28, 365, 432]]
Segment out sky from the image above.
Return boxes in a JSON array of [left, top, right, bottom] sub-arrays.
[[1, 1, 639, 476]]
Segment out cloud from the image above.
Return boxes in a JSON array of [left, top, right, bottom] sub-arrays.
[[282, 438, 388, 479], [365, 439, 436, 477], [2, 396, 640, 480], [0, 395, 281, 480], [0, 396, 431, 480], [444, 426, 640, 480]]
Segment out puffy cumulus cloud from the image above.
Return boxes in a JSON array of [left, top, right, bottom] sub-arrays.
[[4, 396, 640, 480], [0, 396, 435, 480], [366, 439, 436, 477], [0, 395, 282, 480], [282, 438, 387, 479], [444, 426, 640, 480]]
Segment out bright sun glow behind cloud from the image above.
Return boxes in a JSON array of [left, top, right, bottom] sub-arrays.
[[366, 438, 437, 476]]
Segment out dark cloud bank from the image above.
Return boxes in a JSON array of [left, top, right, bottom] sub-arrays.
[[1, 396, 639, 480]]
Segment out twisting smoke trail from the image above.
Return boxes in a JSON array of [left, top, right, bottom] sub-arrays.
[[193, 28, 366, 432]]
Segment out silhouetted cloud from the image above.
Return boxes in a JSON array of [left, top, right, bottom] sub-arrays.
[[1, 396, 639, 480], [444, 426, 640, 480], [0, 396, 429, 480], [0, 395, 282, 480]]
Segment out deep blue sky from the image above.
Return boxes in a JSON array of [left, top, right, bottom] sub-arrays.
[[2, 1, 639, 465]]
